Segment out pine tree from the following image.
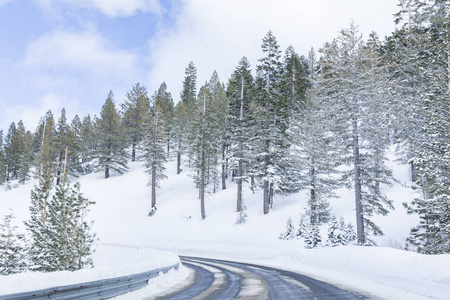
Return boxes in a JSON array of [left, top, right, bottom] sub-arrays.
[[227, 57, 255, 217], [34, 111, 57, 177], [0, 210, 26, 275], [43, 170, 95, 272], [95, 91, 128, 179], [318, 23, 395, 245], [209, 71, 229, 192], [55, 109, 71, 185], [17, 130, 33, 184], [154, 82, 175, 157], [304, 222, 321, 249], [279, 217, 296, 240], [174, 101, 187, 174], [255, 31, 292, 214], [392, 0, 450, 255], [80, 114, 95, 170], [24, 162, 54, 271], [281, 45, 309, 120], [143, 85, 168, 216], [188, 81, 221, 220], [122, 83, 150, 162], [326, 216, 355, 247], [292, 48, 336, 226]]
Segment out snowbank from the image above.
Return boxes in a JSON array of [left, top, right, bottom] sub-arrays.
[[0, 245, 182, 295]]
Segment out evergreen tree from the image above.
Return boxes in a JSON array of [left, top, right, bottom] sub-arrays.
[[227, 57, 255, 217], [281, 45, 309, 119], [181, 61, 197, 107], [318, 23, 395, 245], [143, 85, 168, 216], [326, 216, 356, 247], [255, 31, 291, 214], [0, 210, 26, 275], [291, 48, 336, 226], [304, 223, 322, 249], [95, 91, 128, 179], [34, 111, 57, 177], [153, 82, 175, 157], [43, 172, 95, 272], [4, 122, 18, 181], [209, 71, 229, 192], [174, 101, 188, 174], [392, 0, 450, 254], [55, 109, 81, 184], [122, 83, 150, 162], [296, 214, 307, 239], [279, 217, 296, 240], [80, 114, 95, 169], [188, 82, 221, 219], [24, 162, 54, 271], [17, 130, 33, 184]]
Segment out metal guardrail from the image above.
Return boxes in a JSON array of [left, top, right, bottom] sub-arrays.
[[0, 262, 180, 300]]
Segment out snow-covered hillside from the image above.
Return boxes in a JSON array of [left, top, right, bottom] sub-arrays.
[[0, 154, 449, 299]]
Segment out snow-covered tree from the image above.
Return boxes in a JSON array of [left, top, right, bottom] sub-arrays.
[[227, 57, 255, 217], [143, 84, 169, 216], [326, 216, 356, 247], [40, 172, 95, 272], [0, 210, 26, 275], [24, 162, 54, 271], [95, 91, 128, 179], [255, 31, 291, 214], [122, 83, 150, 162], [318, 23, 395, 245], [279, 217, 296, 240], [304, 223, 322, 249], [391, 0, 450, 255]]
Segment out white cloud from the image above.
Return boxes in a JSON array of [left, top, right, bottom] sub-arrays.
[[147, 0, 398, 102], [0, 0, 10, 7], [21, 29, 142, 97], [6, 29, 146, 131], [1, 93, 63, 131], [36, 0, 162, 17]]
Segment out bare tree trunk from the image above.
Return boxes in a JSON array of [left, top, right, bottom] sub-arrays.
[[177, 124, 182, 174], [221, 143, 226, 190], [352, 113, 364, 245], [237, 75, 244, 212], [131, 142, 136, 162], [200, 94, 207, 220], [310, 156, 316, 225], [263, 79, 271, 215]]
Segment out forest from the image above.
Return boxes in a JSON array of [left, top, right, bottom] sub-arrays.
[[0, 0, 449, 275]]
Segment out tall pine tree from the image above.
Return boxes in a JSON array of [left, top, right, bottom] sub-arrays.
[[95, 91, 128, 178]]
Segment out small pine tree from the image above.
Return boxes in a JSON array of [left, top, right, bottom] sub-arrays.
[[304, 223, 321, 249], [42, 174, 95, 272], [326, 216, 340, 247], [279, 217, 296, 240], [296, 214, 307, 239], [25, 162, 54, 271], [326, 216, 356, 247], [0, 210, 26, 275]]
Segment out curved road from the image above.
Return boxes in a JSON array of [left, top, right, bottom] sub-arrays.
[[156, 256, 370, 300]]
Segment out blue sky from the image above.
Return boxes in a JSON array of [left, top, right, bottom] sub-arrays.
[[0, 0, 399, 132]]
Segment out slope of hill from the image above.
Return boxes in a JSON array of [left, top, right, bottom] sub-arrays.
[[0, 154, 449, 299]]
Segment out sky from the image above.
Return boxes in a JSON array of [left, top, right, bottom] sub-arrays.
[[0, 0, 399, 132]]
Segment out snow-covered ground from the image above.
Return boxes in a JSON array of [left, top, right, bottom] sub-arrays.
[[0, 152, 449, 299]]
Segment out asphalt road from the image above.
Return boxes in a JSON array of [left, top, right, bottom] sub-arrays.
[[157, 256, 370, 300]]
